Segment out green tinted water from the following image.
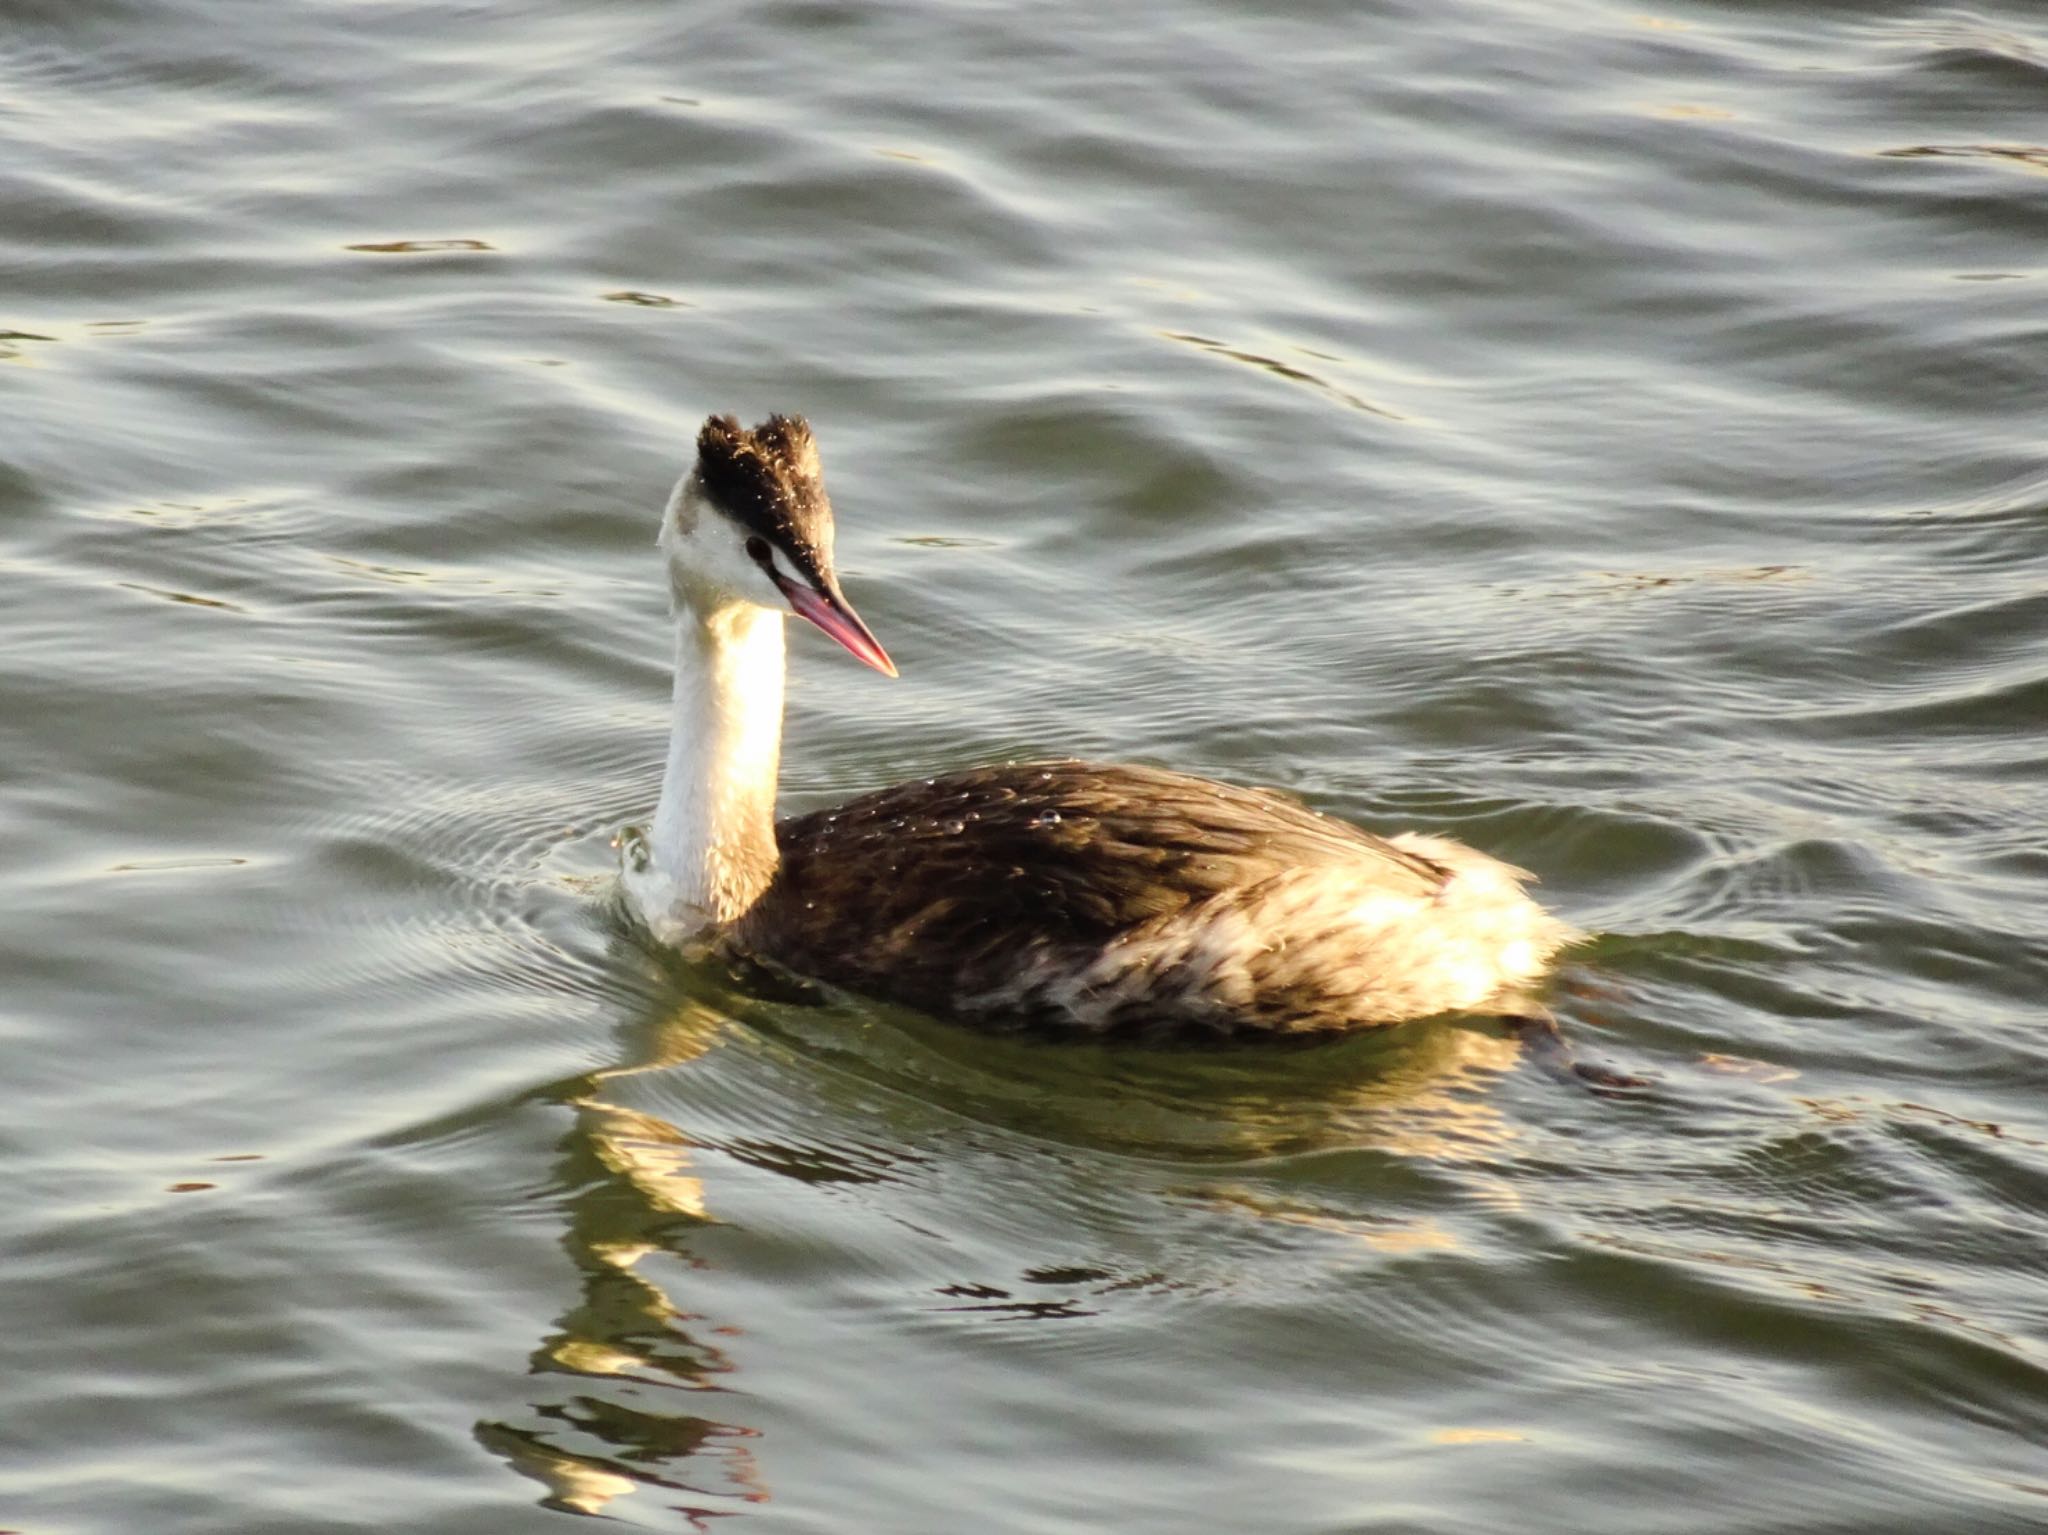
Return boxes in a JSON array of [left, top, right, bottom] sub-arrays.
[[3, 1, 2045, 1530]]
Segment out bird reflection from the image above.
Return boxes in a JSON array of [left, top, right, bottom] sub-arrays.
[[476, 954, 1608, 1524], [476, 993, 769, 1527]]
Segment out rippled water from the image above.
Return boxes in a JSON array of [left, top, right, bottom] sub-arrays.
[[5, 0, 2046, 1529]]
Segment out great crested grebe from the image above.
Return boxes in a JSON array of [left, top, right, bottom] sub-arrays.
[[620, 412, 1580, 1038]]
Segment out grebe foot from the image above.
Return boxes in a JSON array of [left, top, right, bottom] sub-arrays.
[[1501, 1012, 1653, 1097]]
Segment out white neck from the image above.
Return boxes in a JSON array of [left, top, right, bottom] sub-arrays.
[[624, 597, 787, 940]]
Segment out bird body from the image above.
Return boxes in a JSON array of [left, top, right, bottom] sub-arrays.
[[621, 414, 1577, 1037], [745, 758, 1571, 1036]]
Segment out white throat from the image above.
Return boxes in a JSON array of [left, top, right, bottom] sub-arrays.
[[623, 596, 787, 941]]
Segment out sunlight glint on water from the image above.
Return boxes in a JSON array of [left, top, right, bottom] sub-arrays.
[[2, 0, 2045, 1531]]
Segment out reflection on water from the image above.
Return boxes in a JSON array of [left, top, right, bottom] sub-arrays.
[[479, 969, 1564, 1523], [342, 238, 499, 254], [1156, 330, 1406, 420], [480, 998, 762, 1524]]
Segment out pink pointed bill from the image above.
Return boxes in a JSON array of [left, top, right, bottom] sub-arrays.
[[779, 579, 897, 677]]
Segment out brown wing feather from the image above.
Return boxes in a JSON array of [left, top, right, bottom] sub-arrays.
[[737, 759, 1447, 1020]]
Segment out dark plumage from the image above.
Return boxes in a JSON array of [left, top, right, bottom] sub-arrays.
[[693, 414, 835, 590], [738, 759, 1463, 1036]]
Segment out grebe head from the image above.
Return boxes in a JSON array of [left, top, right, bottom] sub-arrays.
[[664, 412, 895, 676]]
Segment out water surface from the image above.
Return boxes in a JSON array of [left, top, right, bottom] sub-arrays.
[[4, 0, 2046, 1530]]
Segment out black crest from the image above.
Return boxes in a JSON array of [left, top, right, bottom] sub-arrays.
[[694, 413, 834, 587]]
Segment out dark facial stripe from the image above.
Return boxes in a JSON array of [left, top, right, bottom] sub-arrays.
[[744, 534, 796, 593], [696, 413, 834, 591]]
